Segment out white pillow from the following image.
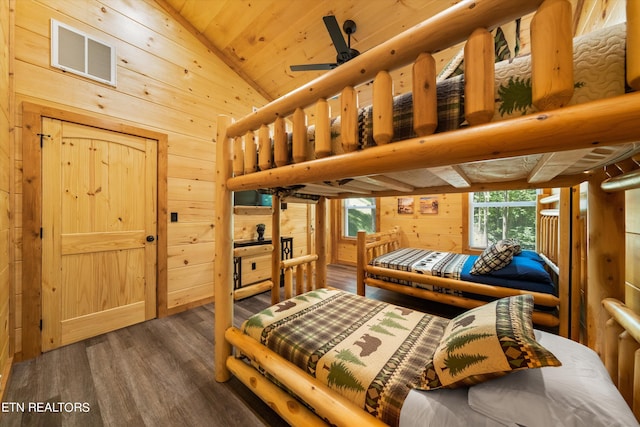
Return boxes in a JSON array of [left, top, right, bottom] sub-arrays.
[[468, 330, 639, 427]]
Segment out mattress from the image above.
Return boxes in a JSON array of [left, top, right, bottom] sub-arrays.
[[369, 248, 556, 296]]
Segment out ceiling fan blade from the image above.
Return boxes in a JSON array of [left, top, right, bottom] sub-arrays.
[[323, 15, 349, 54], [290, 63, 337, 72]]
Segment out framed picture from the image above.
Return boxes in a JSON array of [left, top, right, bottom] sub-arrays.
[[420, 196, 439, 214], [397, 197, 414, 214]]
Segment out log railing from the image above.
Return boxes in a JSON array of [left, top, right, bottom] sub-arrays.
[[602, 298, 640, 420], [281, 254, 319, 299], [356, 227, 401, 296], [537, 193, 560, 266], [536, 187, 584, 340]]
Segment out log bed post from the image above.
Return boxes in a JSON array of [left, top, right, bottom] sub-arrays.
[[628, 0, 640, 90], [271, 194, 282, 304], [558, 187, 571, 338], [464, 27, 495, 126], [570, 185, 583, 342], [316, 197, 327, 289], [588, 179, 626, 352], [531, 0, 574, 110], [356, 230, 367, 296], [215, 115, 234, 382], [340, 86, 359, 152], [412, 52, 437, 136]]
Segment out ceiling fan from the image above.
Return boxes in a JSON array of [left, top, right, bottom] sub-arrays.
[[290, 16, 360, 72]]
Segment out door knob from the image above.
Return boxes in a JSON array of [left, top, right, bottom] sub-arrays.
[[146, 235, 155, 242]]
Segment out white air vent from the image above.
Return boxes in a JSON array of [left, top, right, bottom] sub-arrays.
[[51, 19, 116, 86]]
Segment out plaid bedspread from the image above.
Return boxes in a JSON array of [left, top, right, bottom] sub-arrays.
[[370, 248, 469, 295], [241, 288, 448, 426]]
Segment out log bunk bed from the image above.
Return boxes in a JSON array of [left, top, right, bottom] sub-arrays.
[[214, 0, 640, 425]]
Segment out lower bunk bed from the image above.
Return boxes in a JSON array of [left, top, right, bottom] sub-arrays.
[[357, 237, 561, 332], [355, 189, 579, 337], [228, 288, 638, 426]]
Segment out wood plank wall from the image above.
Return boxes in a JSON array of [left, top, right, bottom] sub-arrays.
[[379, 194, 465, 252], [334, 193, 465, 265], [0, 0, 12, 395], [234, 204, 309, 259], [627, 189, 640, 307], [8, 0, 272, 355]]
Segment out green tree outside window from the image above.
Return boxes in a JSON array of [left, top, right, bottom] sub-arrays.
[[343, 198, 376, 237], [470, 190, 537, 249]]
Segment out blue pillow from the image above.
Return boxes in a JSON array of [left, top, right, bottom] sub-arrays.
[[517, 250, 545, 262], [487, 253, 551, 283]]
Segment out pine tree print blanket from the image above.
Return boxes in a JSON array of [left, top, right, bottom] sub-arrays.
[[241, 288, 449, 426]]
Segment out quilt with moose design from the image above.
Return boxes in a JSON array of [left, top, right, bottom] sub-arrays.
[[241, 288, 449, 426]]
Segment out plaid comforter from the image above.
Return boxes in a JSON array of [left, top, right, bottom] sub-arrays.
[[241, 288, 448, 426], [370, 248, 470, 295]]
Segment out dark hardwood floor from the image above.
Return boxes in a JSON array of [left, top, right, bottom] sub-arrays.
[[0, 264, 463, 427]]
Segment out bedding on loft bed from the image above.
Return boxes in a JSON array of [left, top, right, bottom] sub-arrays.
[[339, 23, 624, 145], [239, 289, 637, 427], [369, 248, 555, 296]]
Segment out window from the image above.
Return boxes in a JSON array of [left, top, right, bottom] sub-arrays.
[[469, 190, 537, 249], [343, 198, 376, 237]]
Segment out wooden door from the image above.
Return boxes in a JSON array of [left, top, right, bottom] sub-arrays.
[[41, 118, 157, 351]]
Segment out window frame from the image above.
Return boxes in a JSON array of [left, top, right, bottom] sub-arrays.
[[340, 197, 379, 240], [467, 190, 538, 251]]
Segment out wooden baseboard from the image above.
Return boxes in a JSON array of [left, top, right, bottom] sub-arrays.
[[165, 296, 214, 317]]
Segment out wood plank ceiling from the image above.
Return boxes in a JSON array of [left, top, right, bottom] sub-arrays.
[[155, 0, 482, 106]]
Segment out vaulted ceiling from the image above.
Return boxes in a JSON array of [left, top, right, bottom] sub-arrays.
[[154, 0, 492, 105], [156, 0, 610, 107]]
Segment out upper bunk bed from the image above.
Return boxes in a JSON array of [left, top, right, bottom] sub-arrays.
[[218, 0, 640, 201]]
